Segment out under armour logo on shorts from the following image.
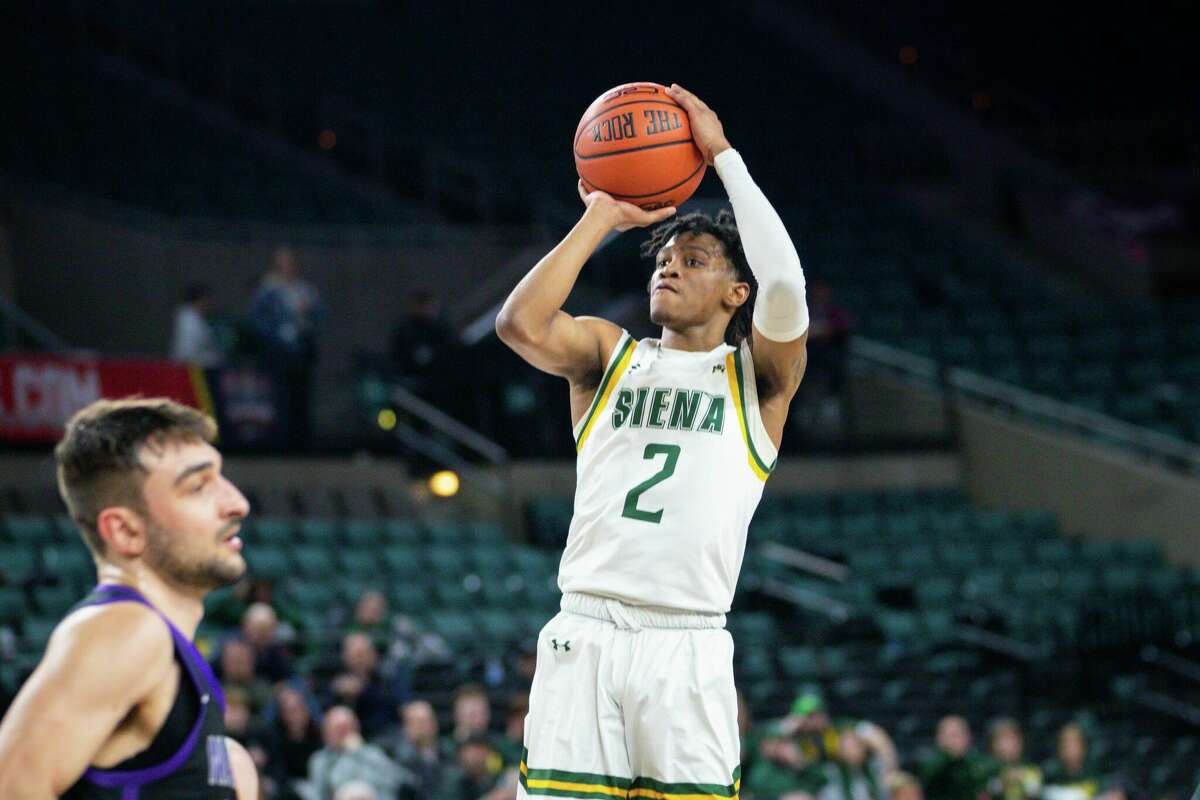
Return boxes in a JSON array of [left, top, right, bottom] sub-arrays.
[[551, 638, 571, 652]]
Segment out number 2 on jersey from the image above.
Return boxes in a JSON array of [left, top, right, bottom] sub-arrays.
[[621, 443, 680, 524]]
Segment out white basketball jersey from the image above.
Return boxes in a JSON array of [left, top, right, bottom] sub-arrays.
[[557, 331, 778, 614]]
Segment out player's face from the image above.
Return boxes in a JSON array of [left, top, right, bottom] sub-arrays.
[[138, 438, 250, 591], [649, 232, 744, 332]]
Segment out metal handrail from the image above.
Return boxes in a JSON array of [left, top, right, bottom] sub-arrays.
[[849, 335, 1200, 472], [0, 294, 69, 352], [389, 383, 508, 466]]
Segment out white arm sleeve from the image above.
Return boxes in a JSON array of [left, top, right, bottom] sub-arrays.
[[714, 148, 809, 342]]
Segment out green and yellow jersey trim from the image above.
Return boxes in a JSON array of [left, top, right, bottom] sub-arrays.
[[574, 333, 636, 453], [519, 753, 740, 800], [725, 348, 776, 482]]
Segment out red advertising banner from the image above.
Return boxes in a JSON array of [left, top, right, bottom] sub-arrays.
[[0, 354, 210, 442]]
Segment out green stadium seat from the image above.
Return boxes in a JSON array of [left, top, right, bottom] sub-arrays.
[[920, 610, 956, 642], [23, 615, 57, 650], [1079, 539, 1121, 564], [32, 584, 76, 616], [915, 577, 957, 608], [525, 576, 561, 612], [1012, 570, 1056, 598], [427, 545, 468, 577], [343, 519, 383, 546], [282, 579, 338, 612], [1100, 565, 1142, 593], [839, 513, 882, 543], [251, 518, 296, 546], [292, 545, 334, 577], [426, 520, 469, 544], [4, 515, 52, 544], [476, 609, 521, 644], [884, 513, 923, 541], [467, 522, 506, 543], [246, 545, 290, 580], [0, 587, 25, 623], [298, 518, 339, 543], [1122, 539, 1163, 566], [389, 583, 428, 616], [380, 545, 422, 579], [962, 569, 1005, 599], [513, 547, 555, 575], [986, 541, 1027, 568], [52, 515, 78, 541], [876, 611, 919, 640], [1058, 569, 1096, 600], [0, 545, 38, 583], [434, 580, 477, 609], [428, 609, 476, 646], [897, 545, 937, 573], [1034, 540, 1073, 566], [381, 520, 421, 543], [40, 545, 93, 582], [480, 578, 524, 609], [850, 549, 891, 578], [337, 549, 383, 578], [940, 542, 982, 573], [778, 646, 820, 677]]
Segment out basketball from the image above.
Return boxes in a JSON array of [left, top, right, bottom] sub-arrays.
[[574, 82, 707, 210]]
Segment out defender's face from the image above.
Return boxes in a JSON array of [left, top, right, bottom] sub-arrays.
[[649, 232, 742, 332], [139, 438, 250, 591]]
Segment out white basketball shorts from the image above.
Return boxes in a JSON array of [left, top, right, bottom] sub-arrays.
[[518, 592, 742, 799]]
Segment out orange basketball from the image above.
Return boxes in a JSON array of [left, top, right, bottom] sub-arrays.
[[574, 82, 706, 210]]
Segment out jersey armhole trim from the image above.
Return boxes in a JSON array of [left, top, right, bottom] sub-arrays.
[[727, 347, 777, 481], [574, 333, 636, 453]]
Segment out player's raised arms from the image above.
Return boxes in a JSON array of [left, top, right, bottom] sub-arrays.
[[495, 187, 674, 400]]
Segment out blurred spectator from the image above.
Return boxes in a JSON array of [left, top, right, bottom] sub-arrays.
[[448, 683, 493, 747], [1041, 723, 1106, 797], [983, 718, 1041, 800], [265, 684, 324, 797], [886, 772, 924, 800], [389, 288, 456, 387], [217, 639, 273, 716], [349, 590, 391, 649], [378, 699, 447, 798], [816, 722, 897, 800], [306, 706, 410, 800], [323, 632, 409, 739], [439, 733, 516, 800], [495, 692, 528, 767], [170, 282, 224, 366], [744, 688, 835, 800], [242, 602, 294, 682], [334, 781, 379, 800], [919, 716, 990, 800], [251, 246, 326, 451]]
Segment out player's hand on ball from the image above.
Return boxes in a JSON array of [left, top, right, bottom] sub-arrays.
[[578, 180, 676, 232], [666, 84, 731, 165]]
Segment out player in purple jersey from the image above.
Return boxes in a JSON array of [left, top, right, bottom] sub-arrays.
[[0, 398, 257, 799]]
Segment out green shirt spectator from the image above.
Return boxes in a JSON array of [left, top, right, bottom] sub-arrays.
[[920, 716, 990, 800]]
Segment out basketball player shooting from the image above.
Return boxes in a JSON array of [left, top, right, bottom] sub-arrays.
[[497, 84, 809, 798], [0, 399, 258, 799]]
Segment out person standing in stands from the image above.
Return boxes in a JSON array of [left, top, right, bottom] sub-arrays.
[[171, 283, 225, 367], [983, 718, 1041, 800], [0, 398, 257, 798], [251, 246, 326, 451], [920, 716, 990, 800]]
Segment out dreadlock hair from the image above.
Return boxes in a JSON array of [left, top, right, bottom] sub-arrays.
[[639, 209, 757, 346]]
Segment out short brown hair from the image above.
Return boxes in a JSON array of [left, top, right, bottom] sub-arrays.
[[55, 398, 217, 555]]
